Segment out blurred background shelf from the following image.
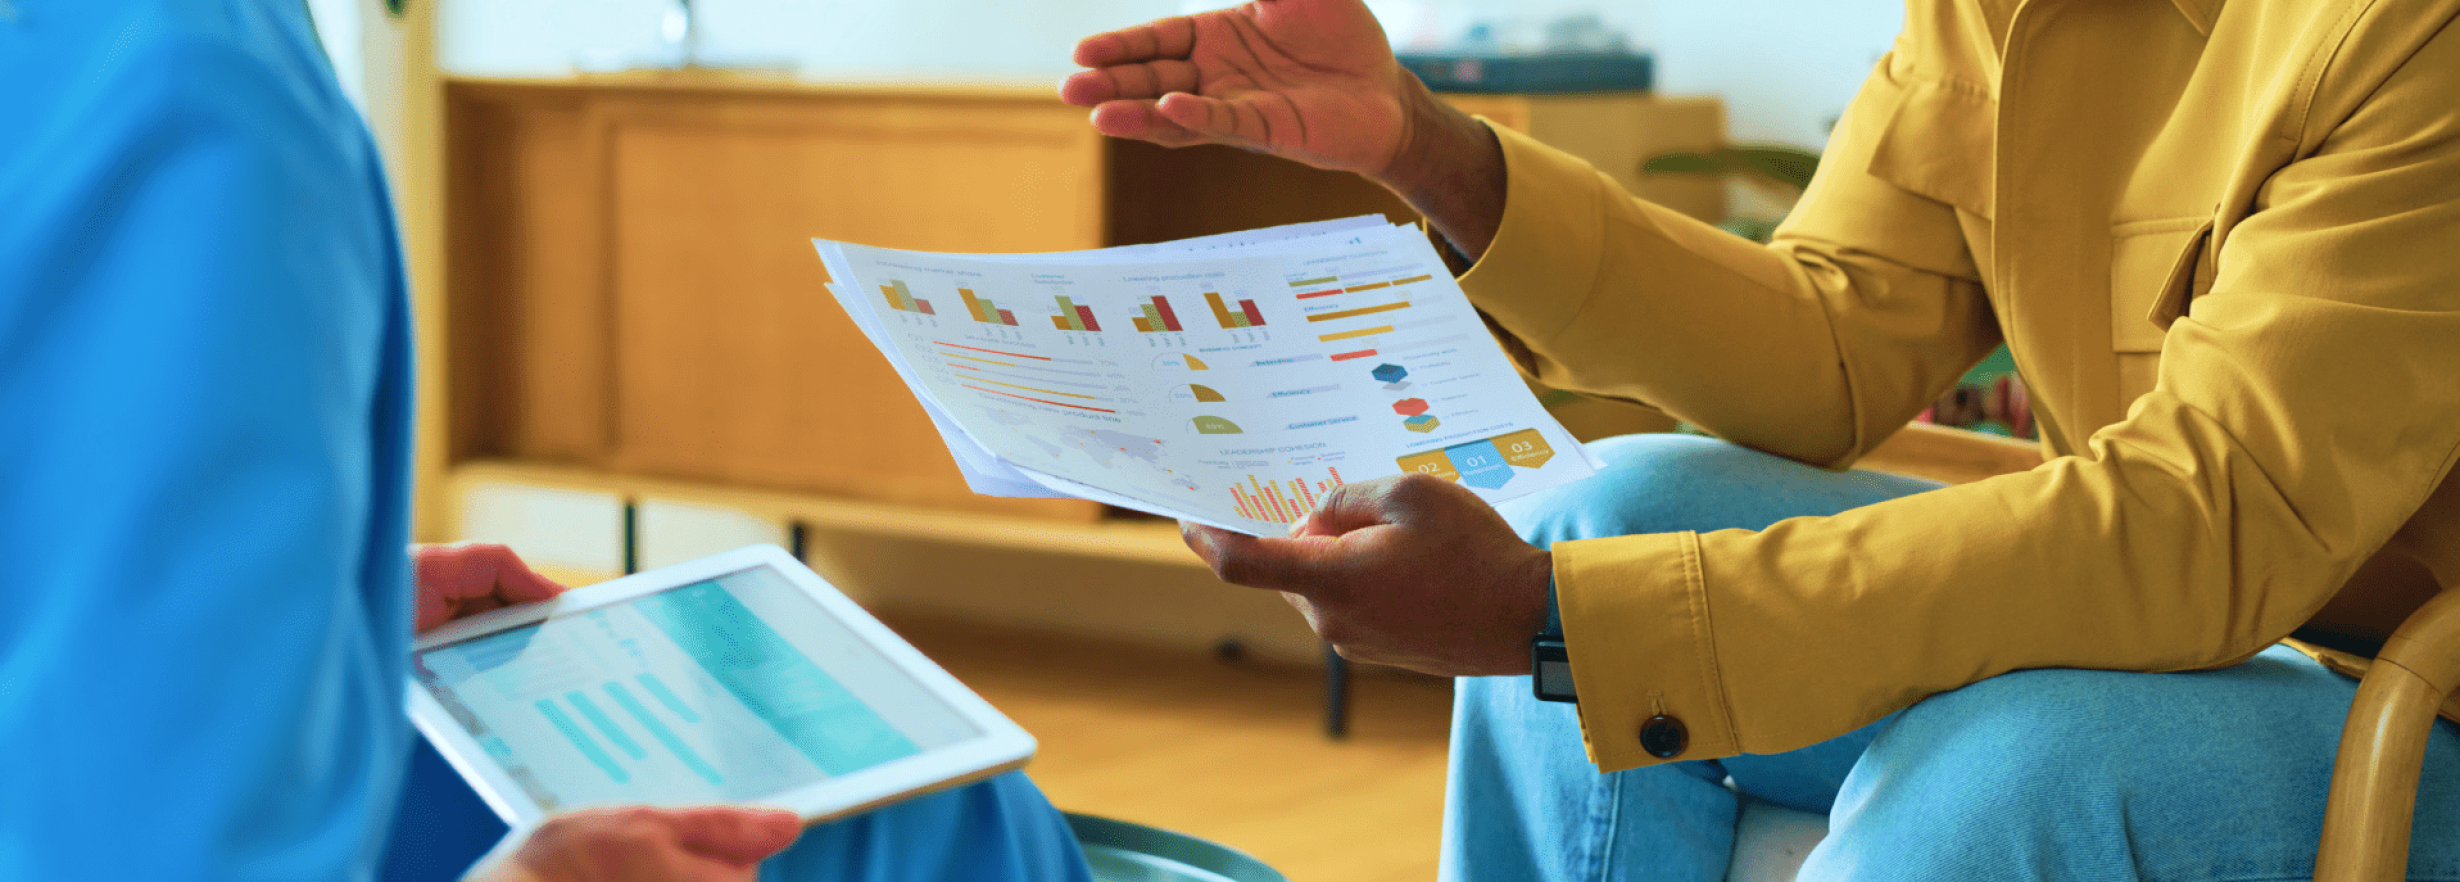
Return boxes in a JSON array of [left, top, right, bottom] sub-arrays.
[[429, 75, 1723, 655]]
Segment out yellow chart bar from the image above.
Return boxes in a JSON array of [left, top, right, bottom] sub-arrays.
[[941, 353, 1018, 367], [1305, 301, 1411, 322], [1391, 274, 1434, 286], [1133, 316, 1154, 332], [1342, 280, 1392, 293], [1317, 325, 1391, 342], [1203, 291, 1244, 328], [972, 378, 1099, 400], [1288, 276, 1338, 287]]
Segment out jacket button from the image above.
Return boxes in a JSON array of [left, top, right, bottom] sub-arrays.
[[1639, 714, 1688, 759]]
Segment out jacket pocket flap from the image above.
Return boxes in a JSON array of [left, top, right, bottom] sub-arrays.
[[2108, 218, 2213, 352], [1866, 72, 1998, 219]]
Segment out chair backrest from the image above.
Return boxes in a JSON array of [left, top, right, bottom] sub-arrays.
[[1864, 421, 2458, 882], [2316, 583, 2460, 882]]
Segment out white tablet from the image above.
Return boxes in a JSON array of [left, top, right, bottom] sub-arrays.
[[407, 544, 1034, 828]]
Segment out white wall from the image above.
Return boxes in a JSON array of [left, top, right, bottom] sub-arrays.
[[1654, 0, 1899, 146], [306, 0, 364, 106], [440, 0, 1175, 81], [438, 0, 1899, 148]]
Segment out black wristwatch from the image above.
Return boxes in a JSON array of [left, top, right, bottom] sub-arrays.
[[1531, 577, 1576, 703]]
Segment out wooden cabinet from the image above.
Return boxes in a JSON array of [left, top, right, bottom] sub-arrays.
[[436, 76, 1724, 527]]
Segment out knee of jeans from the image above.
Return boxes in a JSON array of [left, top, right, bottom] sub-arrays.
[[1501, 433, 1913, 547], [1856, 669, 2140, 805], [1501, 434, 1725, 545]]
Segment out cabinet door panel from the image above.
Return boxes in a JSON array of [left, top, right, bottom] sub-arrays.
[[448, 95, 614, 464], [601, 94, 1103, 517]]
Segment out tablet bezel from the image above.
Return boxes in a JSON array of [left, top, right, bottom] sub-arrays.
[[406, 544, 1035, 828]]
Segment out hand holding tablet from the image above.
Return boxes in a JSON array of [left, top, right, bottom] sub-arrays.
[[409, 545, 1036, 830]]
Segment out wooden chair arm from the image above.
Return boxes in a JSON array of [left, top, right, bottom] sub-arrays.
[[2316, 583, 2460, 882]]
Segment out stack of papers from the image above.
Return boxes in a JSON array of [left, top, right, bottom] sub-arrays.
[[812, 216, 1601, 537]]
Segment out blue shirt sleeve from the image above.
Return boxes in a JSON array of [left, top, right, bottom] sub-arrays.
[[0, 2, 416, 880]]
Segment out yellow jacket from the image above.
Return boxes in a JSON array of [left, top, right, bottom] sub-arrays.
[[1461, 0, 2460, 771]]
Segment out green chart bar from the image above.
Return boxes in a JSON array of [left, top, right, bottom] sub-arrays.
[[637, 672, 701, 723], [567, 690, 647, 760], [536, 698, 629, 783], [606, 681, 725, 787]]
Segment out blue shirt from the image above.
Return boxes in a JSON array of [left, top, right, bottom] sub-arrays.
[[0, 1, 416, 879]]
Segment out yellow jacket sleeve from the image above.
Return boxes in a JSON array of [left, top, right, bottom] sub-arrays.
[[1464, 15, 2460, 771]]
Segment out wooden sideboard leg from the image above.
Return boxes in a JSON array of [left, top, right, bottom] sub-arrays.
[[621, 497, 640, 575], [1324, 642, 1351, 740]]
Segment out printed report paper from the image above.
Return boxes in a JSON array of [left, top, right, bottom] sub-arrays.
[[813, 218, 1601, 536]]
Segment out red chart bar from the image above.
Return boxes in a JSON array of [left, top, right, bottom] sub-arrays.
[[1153, 296, 1185, 332], [1239, 300, 1266, 327], [916, 302, 936, 315], [1329, 349, 1379, 361], [934, 341, 1049, 360], [960, 384, 1116, 413], [996, 309, 1017, 326], [1073, 305, 1101, 332], [1295, 288, 1343, 300]]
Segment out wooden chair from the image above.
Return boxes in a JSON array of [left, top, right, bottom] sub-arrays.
[[2317, 580, 2460, 881], [1725, 423, 2460, 882]]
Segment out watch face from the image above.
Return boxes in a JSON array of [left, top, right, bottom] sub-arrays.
[[1532, 639, 1575, 703]]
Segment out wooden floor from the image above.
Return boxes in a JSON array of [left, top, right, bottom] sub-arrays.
[[879, 614, 1457, 881]]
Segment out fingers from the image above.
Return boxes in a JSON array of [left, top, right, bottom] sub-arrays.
[[1084, 100, 1211, 147], [665, 806, 804, 866], [413, 542, 569, 633], [1058, 58, 1203, 106], [504, 806, 801, 882], [1156, 92, 1275, 151], [1071, 15, 1198, 68]]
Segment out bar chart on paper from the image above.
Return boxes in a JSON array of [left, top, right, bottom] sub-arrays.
[[1228, 467, 1347, 524], [1294, 270, 1441, 361], [929, 341, 1120, 415], [1047, 295, 1102, 332], [958, 287, 1021, 327], [878, 280, 937, 316], [1130, 295, 1185, 333], [1202, 291, 1269, 329]]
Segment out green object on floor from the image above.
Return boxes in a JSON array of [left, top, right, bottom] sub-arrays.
[[1066, 813, 1288, 882]]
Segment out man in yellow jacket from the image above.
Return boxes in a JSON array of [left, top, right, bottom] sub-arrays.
[[1065, 0, 2460, 876]]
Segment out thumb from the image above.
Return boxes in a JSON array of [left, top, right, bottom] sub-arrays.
[[666, 807, 804, 866], [485, 546, 567, 605], [1181, 521, 1348, 593]]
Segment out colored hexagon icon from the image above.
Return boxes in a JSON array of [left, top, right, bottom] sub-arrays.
[[1391, 398, 1431, 417], [1371, 363, 1408, 383], [1404, 415, 1442, 433]]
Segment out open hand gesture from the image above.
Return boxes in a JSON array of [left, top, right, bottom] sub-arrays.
[[1060, 0, 1421, 177]]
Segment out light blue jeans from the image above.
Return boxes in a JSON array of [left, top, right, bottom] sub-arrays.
[[1444, 433, 2460, 881]]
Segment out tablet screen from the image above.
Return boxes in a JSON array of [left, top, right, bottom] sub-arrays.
[[412, 564, 982, 812]]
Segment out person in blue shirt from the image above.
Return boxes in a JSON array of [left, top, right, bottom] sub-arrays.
[[0, 2, 1090, 880]]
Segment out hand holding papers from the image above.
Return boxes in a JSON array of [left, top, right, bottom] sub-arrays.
[[813, 217, 1601, 537]]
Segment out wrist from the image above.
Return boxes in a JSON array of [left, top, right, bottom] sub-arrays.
[[1377, 73, 1507, 260]]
